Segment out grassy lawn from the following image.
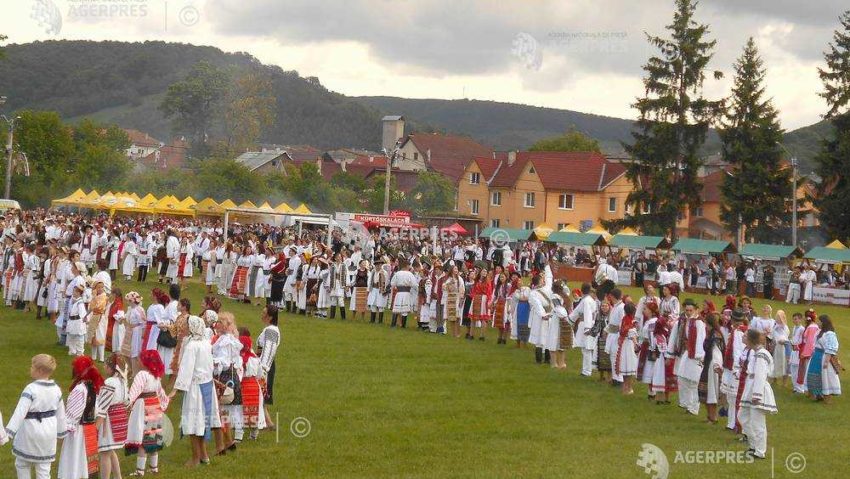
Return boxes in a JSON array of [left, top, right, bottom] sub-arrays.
[[0, 277, 847, 478]]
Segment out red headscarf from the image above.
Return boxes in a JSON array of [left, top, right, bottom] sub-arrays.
[[70, 355, 104, 393], [644, 301, 659, 317], [139, 350, 165, 378], [240, 335, 255, 367], [724, 295, 736, 311]]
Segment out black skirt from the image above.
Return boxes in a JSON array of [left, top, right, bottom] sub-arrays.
[[270, 278, 285, 303], [264, 360, 276, 405]]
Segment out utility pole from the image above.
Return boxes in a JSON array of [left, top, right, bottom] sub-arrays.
[[1, 95, 16, 200], [382, 139, 401, 215], [791, 157, 798, 247]]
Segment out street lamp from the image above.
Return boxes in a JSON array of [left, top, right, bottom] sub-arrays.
[[791, 157, 798, 247], [2, 112, 20, 200], [381, 139, 401, 215]]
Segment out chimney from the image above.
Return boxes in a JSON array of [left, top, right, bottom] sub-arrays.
[[507, 150, 517, 166], [426, 149, 431, 163], [381, 115, 405, 153]]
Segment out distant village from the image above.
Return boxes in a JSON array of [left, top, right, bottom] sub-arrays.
[[123, 115, 818, 243]]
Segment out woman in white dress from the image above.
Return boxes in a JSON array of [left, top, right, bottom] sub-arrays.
[[121, 235, 137, 281], [615, 302, 639, 395], [171, 315, 221, 467], [58, 356, 104, 479], [203, 239, 217, 294], [211, 312, 243, 455], [769, 310, 790, 386], [95, 354, 129, 479], [124, 291, 146, 375]]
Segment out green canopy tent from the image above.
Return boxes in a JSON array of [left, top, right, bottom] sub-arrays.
[[740, 244, 803, 262], [608, 234, 670, 250], [544, 231, 607, 246], [672, 238, 736, 255], [804, 246, 850, 265]]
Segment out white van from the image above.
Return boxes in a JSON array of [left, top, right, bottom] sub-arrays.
[[0, 199, 21, 214]]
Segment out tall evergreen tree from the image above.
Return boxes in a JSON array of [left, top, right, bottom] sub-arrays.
[[719, 38, 790, 243], [605, 0, 721, 239], [814, 10, 850, 241]]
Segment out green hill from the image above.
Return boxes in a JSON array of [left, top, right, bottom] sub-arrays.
[[0, 40, 828, 168]]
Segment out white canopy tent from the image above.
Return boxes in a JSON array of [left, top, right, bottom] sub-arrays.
[[223, 207, 333, 245]]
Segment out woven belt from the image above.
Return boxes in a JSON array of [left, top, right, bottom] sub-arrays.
[[396, 286, 411, 292], [25, 410, 56, 421]]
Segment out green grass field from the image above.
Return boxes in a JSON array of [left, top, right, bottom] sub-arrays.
[[0, 278, 847, 478]]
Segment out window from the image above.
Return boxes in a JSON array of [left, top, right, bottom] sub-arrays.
[[608, 197, 617, 213], [559, 193, 574, 210], [557, 223, 567, 231], [471, 199, 480, 216], [677, 211, 685, 221], [641, 203, 651, 214], [491, 219, 500, 228], [469, 172, 481, 185], [413, 152, 419, 161], [529, 166, 536, 174], [524, 221, 535, 230], [491, 191, 502, 206], [524, 192, 536, 208], [694, 207, 703, 217]]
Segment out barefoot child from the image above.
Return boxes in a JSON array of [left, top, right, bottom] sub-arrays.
[[5, 354, 66, 479]]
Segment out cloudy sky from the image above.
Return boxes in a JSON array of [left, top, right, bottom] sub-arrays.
[[3, 0, 848, 129]]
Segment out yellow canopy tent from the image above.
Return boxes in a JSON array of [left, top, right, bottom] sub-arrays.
[[587, 224, 612, 240], [239, 200, 258, 209], [219, 199, 237, 209], [78, 190, 102, 209], [110, 198, 154, 215], [559, 224, 580, 233], [258, 201, 275, 212], [825, 240, 847, 249], [533, 222, 555, 240], [179, 196, 197, 208], [195, 197, 224, 216], [274, 202, 293, 213], [294, 203, 312, 214], [129, 192, 141, 201], [51, 189, 87, 207], [139, 194, 159, 207], [154, 195, 194, 216], [618, 227, 639, 236]]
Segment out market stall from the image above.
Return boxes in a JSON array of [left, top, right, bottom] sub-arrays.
[[671, 238, 736, 293], [740, 243, 804, 298], [804, 241, 850, 306], [545, 231, 607, 283]]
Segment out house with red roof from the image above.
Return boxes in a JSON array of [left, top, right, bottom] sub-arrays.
[[124, 129, 163, 160], [456, 151, 631, 231], [396, 132, 493, 182]]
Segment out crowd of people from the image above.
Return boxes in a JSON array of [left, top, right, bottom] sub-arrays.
[[0, 207, 845, 477]]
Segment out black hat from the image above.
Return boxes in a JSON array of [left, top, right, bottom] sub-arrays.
[[682, 298, 697, 308], [731, 308, 746, 322]]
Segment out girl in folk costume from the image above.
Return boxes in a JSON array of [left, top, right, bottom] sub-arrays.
[[638, 301, 660, 398], [217, 242, 234, 296], [635, 284, 660, 330], [125, 350, 170, 476], [350, 259, 371, 322], [461, 269, 477, 336], [36, 247, 52, 319], [247, 247, 264, 304], [202, 239, 217, 294], [659, 285, 680, 319], [5, 354, 67, 479], [135, 231, 151, 283], [22, 243, 40, 313], [104, 287, 125, 355], [328, 253, 348, 320], [316, 257, 333, 318], [738, 329, 778, 459], [171, 315, 222, 467], [592, 300, 612, 382], [88, 279, 109, 362], [547, 281, 572, 369], [720, 308, 748, 432], [367, 257, 389, 324], [303, 256, 321, 317], [768, 310, 791, 386], [699, 312, 726, 424], [469, 269, 493, 341], [121, 234, 138, 281], [262, 246, 276, 305], [124, 292, 146, 376], [95, 354, 129, 479], [417, 263, 432, 331], [650, 314, 678, 404], [141, 289, 167, 355], [167, 298, 192, 377], [229, 246, 252, 301], [236, 332, 266, 441], [211, 312, 243, 455], [806, 315, 843, 401], [257, 305, 281, 430], [510, 272, 532, 347], [491, 272, 511, 344], [177, 236, 194, 291], [107, 231, 120, 281], [615, 302, 639, 394], [796, 309, 820, 394], [442, 265, 465, 338], [294, 254, 309, 315], [58, 355, 105, 479], [788, 313, 806, 393]]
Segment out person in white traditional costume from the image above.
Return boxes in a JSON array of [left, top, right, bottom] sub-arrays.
[[605, 288, 626, 384], [164, 230, 180, 284], [5, 354, 66, 479], [700, 312, 725, 424], [738, 329, 778, 459], [121, 234, 138, 281], [788, 312, 805, 393], [367, 257, 390, 324], [800, 264, 816, 304], [125, 350, 170, 475], [235, 333, 266, 441], [389, 259, 417, 328], [135, 230, 151, 283], [210, 312, 243, 455], [768, 310, 790, 387], [614, 302, 639, 394], [170, 315, 220, 467], [805, 315, 842, 402], [57, 355, 104, 479], [283, 247, 301, 313], [720, 308, 749, 431], [66, 283, 88, 357], [328, 253, 348, 320], [257, 305, 281, 430], [638, 301, 660, 397], [528, 275, 553, 365], [569, 283, 598, 377], [675, 298, 705, 416]]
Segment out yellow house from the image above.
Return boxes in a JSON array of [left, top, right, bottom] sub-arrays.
[[457, 151, 632, 231]]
